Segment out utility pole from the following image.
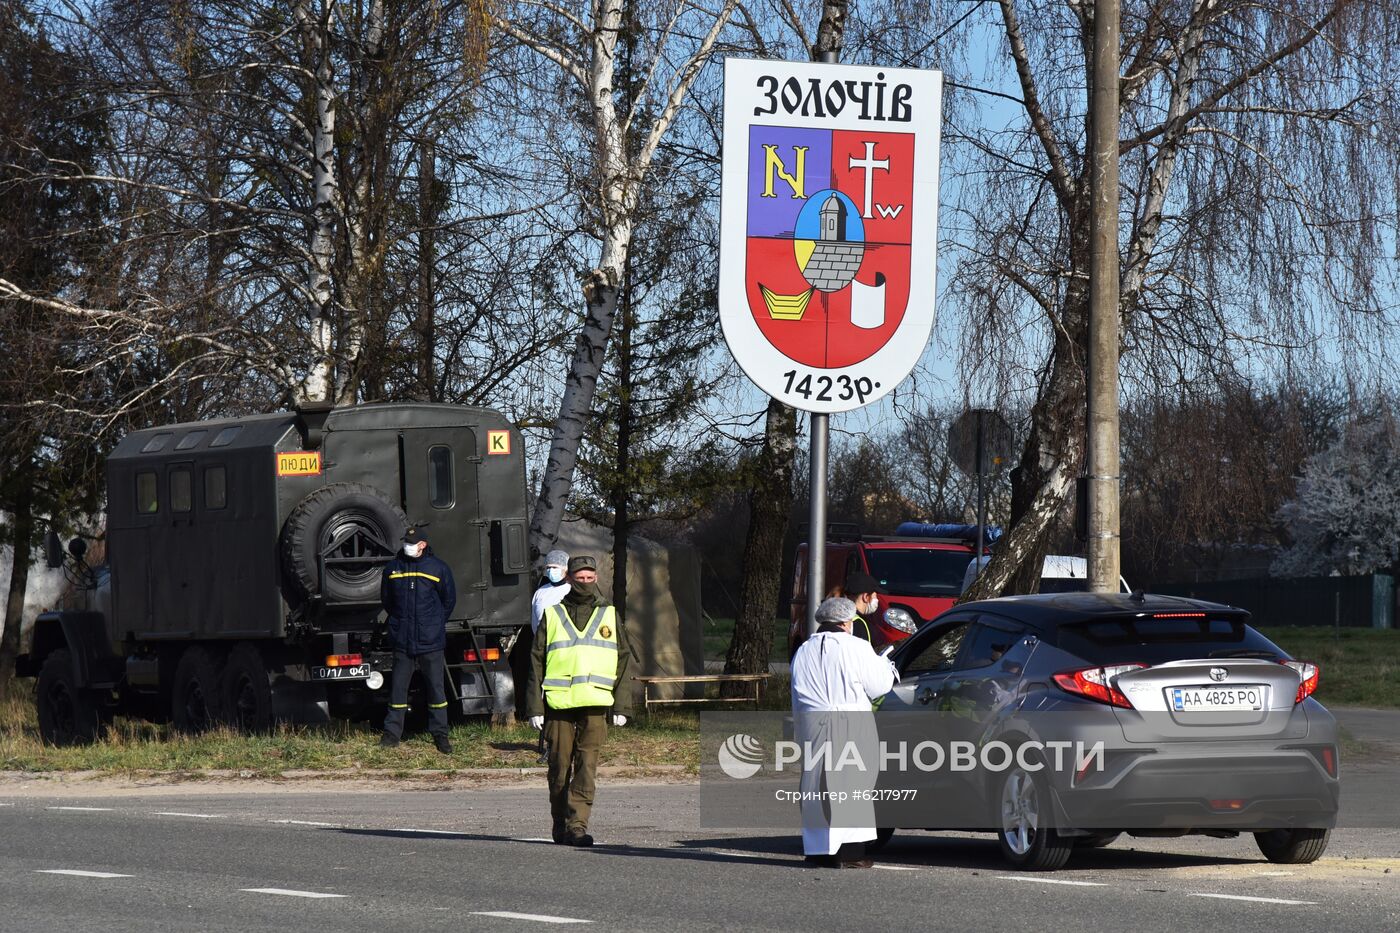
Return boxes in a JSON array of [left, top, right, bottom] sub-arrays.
[[806, 0, 846, 637], [1087, 0, 1122, 593]]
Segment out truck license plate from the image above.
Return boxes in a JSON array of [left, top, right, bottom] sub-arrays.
[[314, 664, 370, 681], [1168, 685, 1265, 712]]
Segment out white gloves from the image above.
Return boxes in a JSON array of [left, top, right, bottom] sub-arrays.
[[530, 714, 623, 727]]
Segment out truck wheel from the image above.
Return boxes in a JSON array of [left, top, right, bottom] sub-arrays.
[[222, 643, 275, 734], [36, 650, 100, 746], [281, 483, 407, 604], [172, 647, 226, 733]]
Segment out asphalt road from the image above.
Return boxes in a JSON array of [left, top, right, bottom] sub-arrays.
[[1, 774, 1398, 933]]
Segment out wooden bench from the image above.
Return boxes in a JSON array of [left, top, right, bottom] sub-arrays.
[[633, 673, 771, 712]]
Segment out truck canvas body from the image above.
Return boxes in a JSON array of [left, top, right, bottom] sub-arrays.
[[20, 403, 532, 743]]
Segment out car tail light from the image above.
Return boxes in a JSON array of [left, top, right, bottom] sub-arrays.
[[1321, 745, 1337, 777], [325, 654, 362, 667], [1052, 663, 1148, 708], [464, 648, 501, 662], [1281, 660, 1320, 704], [1209, 799, 1246, 811]]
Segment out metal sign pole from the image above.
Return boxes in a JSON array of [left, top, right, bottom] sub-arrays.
[[807, 412, 828, 637], [806, 44, 839, 639]]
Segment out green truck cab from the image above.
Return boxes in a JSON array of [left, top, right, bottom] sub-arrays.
[[20, 402, 532, 744]]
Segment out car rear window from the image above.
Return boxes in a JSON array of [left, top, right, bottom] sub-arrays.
[[1054, 616, 1286, 665], [1040, 577, 1089, 594], [864, 548, 970, 596]]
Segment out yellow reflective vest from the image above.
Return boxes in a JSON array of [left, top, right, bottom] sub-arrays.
[[542, 603, 620, 709]]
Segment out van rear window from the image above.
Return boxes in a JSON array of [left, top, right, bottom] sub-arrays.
[[1055, 617, 1286, 665]]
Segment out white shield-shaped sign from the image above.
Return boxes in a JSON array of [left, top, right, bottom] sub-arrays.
[[719, 58, 943, 413]]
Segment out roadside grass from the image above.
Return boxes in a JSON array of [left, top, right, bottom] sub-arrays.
[[1260, 627, 1400, 709], [0, 682, 705, 776], [702, 616, 789, 664], [0, 673, 798, 776]]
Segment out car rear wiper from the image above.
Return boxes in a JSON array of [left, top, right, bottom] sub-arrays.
[[1207, 649, 1280, 660]]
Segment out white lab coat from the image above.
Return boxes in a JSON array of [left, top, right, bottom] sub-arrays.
[[790, 630, 898, 855], [530, 582, 571, 633]]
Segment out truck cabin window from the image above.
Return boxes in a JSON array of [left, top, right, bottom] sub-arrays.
[[175, 430, 207, 451], [171, 469, 192, 513], [204, 466, 227, 510], [136, 471, 159, 513], [428, 446, 454, 508], [210, 425, 242, 448], [140, 433, 173, 453]]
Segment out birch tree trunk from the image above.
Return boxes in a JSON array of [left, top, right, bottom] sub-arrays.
[[297, 0, 339, 404], [509, 0, 738, 557]]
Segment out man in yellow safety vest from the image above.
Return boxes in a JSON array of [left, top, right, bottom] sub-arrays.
[[527, 554, 633, 846]]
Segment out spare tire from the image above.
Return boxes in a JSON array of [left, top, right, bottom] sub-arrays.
[[281, 482, 407, 604]]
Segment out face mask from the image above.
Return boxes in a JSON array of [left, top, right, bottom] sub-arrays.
[[546, 567, 566, 584], [867, 596, 879, 613], [403, 543, 425, 558]]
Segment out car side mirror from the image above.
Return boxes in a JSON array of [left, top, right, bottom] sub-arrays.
[[68, 537, 88, 561], [45, 531, 65, 569]]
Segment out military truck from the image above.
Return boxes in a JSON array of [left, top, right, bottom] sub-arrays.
[[19, 402, 532, 745]]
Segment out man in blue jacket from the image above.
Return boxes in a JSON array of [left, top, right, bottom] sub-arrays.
[[379, 527, 457, 752]]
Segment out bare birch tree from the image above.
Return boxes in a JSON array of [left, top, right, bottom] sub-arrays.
[[495, 0, 740, 556], [14, 0, 509, 413], [951, 0, 1400, 598]]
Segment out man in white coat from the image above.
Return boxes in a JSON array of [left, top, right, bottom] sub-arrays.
[[512, 550, 571, 725], [790, 596, 898, 868], [530, 549, 572, 633]]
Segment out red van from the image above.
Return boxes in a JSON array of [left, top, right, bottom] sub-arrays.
[[788, 525, 980, 657]]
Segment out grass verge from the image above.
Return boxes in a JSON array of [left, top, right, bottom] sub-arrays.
[[0, 674, 797, 777], [0, 685, 703, 777], [702, 616, 790, 664], [1260, 627, 1400, 708]]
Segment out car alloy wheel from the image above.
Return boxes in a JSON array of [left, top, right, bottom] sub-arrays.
[[995, 763, 1074, 870], [1001, 768, 1040, 856]]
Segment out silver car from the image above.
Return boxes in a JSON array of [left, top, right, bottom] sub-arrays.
[[874, 592, 1338, 871]]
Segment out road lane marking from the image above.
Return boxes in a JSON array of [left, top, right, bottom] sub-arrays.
[[46, 806, 113, 812], [35, 870, 133, 878], [0, 802, 14, 806], [154, 812, 224, 819], [873, 865, 922, 871], [269, 819, 340, 827], [241, 888, 346, 899], [1255, 871, 1294, 876], [1189, 893, 1317, 906], [996, 876, 1107, 887], [471, 911, 592, 924], [512, 837, 555, 843], [386, 827, 469, 835]]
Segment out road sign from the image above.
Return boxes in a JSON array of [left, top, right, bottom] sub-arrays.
[[718, 58, 943, 413], [948, 408, 1013, 476]]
